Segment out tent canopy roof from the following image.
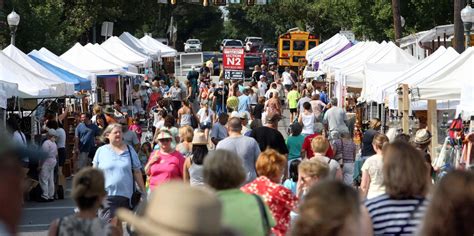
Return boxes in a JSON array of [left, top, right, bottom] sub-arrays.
[[140, 35, 177, 57]]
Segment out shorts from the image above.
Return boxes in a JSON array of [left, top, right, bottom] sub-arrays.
[[98, 196, 131, 223], [216, 103, 227, 114], [57, 148, 66, 167], [289, 108, 297, 114], [200, 122, 212, 130]]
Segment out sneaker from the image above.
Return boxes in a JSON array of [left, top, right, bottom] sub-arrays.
[[37, 197, 49, 202]]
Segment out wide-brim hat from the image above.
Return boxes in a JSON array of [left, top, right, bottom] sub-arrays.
[[414, 129, 432, 144], [104, 106, 115, 115], [192, 131, 208, 145], [116, 181, 223, 236]]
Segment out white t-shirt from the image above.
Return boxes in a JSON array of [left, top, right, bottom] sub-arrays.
[[282, 71, 293, 85], [361, 154, 385, 199], [197, 108, 214, 123], [56, 128, 66, 148], [257, 81, 268, 97]]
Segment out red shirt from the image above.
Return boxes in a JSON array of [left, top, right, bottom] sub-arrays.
[[302, 133, 334, 159], [241, 176, 298, 236]]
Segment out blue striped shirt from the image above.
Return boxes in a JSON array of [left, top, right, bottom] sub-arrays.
[[365, 194, 427, 235]]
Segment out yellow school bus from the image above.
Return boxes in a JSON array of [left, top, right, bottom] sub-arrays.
[[278, 29, 319, 69]]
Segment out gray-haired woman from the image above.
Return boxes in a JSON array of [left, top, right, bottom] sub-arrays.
[[92, 123, 146, 235]]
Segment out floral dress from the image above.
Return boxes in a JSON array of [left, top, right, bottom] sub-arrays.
[[241, 176, 298, 236]]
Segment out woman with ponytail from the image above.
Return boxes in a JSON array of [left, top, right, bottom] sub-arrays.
[[241, 149, 298, 236], [360, 133, 389, 199], [48, 167, 119, 236]]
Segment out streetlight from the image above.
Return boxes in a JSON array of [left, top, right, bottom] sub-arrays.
[[7, 10, 20, 46], [461, 2, 474, 48]]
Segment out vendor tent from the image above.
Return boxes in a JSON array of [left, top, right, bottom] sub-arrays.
[[101, 36, 151, 67], [414, 47, 474, 100], [60, 43, 125, 75], [381, 47, 459, 102], [119, 32, 160, 59], [0, 51, 64, 98], [32, 48, 96, 84], [306, 34, 350, 65], [320, 41, 379, 73], [140, 35, 177, 57], [0, 80, 18, 109], [83, 43, 138, 73], [339, 42, 418, 88], [3, 45, 76, 94]]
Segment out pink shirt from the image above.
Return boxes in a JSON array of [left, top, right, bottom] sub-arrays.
[[129, 124, 142, 141], [147, 150, 185, 190]]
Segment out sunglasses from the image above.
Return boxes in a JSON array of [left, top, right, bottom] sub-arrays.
[[159, 138, 172, 143]]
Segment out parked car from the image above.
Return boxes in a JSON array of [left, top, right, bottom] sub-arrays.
[[220, 39, 244, 51], [184, 39, 202, 52], [244, 37, 263, 52]]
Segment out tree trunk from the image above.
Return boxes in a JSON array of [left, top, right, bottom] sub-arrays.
[[392, 0, 402, 45], [454, 0, 465, 53]]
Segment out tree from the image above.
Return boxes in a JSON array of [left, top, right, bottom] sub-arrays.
[[392, 0, 402, 44]]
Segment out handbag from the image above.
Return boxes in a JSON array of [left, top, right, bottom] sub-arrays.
[[127, 145, 142, 209], [252, 194, 272, 235]]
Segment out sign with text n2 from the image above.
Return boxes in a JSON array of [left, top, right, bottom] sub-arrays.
[[224, 70, 244, 80], [223, 47, 245, 71]]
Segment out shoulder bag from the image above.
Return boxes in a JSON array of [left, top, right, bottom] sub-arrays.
[[252, 194, 271, 235], [127, 145, 142, 209]]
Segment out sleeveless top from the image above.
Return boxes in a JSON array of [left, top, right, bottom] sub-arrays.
[[301, 113, 315, 135], [189, 162, 205, 187], [180, 113, 192, 126], [57, 215, 113, 236]]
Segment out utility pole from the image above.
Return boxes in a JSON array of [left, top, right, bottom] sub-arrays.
[[454, 0, 466, 53], [392, 0, 402, 45]]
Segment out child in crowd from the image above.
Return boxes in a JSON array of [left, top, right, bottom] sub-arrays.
[[138, 142, 152, 183], [284, 159, 301, 195], [129, 117, 143, 142], [286, 123, 305, 164]]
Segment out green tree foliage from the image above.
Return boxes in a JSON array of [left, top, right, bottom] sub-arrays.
[[0, 0, 223, 53], [225, 0, 455, 43]]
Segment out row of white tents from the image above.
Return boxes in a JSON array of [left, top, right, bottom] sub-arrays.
[[305, 33, 473, 119], [0, 32, 177, 109]]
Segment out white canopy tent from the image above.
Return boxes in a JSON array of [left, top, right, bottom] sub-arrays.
[[3, 45, 75, 96], [140, 35, 177, 57], [119, 32, 161, 60], [32, 47, 96, 85], [0, 51, 63, 98], [382, 47, 460, 110], [414, 47, 474, 100], [0, 80, 18, 109], [339, 42, 418, 88], [83, 43, 139, 73], [306, 33, 350, 65], [101, 36, 151, 67], [60, 43, 125, 75], [320, 41, 379, 74]]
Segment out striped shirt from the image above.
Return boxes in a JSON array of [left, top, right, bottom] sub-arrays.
[[365, 194, 428, 235]]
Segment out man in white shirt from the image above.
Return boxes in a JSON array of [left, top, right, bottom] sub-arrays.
[[282, 67, 295, 92]]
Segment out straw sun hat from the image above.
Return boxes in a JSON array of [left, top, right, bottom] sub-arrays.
[[414, 129, 432, 145], [192, 131, 208, 145], [116, 181, 224, 236]]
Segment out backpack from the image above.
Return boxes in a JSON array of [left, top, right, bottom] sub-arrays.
[[449, 116, 464, 142]]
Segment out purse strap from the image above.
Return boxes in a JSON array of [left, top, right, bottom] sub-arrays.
[[126, 145, 136, 193], [252, 194, 271, 235]]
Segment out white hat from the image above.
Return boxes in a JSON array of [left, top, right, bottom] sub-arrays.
[[218, 81, 224, 86]]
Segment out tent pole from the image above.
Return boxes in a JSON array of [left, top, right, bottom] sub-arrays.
[[427, 99, 438, 159], [402, 84, 410, 134]]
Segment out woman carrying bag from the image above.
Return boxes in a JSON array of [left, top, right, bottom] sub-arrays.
[[92, 124, 146, 236]]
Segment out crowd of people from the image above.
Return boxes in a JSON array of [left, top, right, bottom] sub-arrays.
[[1, 62, 474, 236]]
